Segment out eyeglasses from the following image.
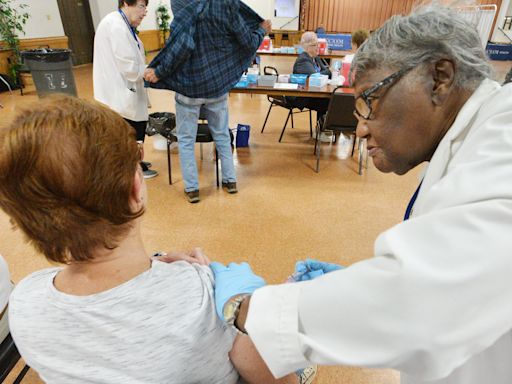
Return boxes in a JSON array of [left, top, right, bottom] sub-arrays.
[[354, 66, 414, 120], [136, 3, 147, 10]]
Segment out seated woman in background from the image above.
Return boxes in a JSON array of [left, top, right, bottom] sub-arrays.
[[293, 31, 331, 138], [342, 29, 369, 64], [0, 96, 305, 384], [293, 31, 331, 77]]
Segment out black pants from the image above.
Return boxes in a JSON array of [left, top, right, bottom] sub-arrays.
[[124, 119, 148, 171], [298, 97, 329, 122], [124, 119, 147, 142]]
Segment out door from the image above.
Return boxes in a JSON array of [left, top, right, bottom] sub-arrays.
[[56, 0, 95, 65]]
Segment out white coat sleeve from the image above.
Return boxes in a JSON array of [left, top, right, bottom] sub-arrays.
[[109, 25, 145, 83], [247, 200, 512, 380]]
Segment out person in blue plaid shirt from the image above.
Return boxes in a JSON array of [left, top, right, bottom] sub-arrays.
[[145, 0, 271, 203]]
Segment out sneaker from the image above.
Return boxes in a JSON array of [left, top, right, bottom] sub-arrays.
[[296, 365, 317, 384], [143, 169, 158, 179], [141, 161, 152, 169], [222, 181, 238, 194], [185, 190, 200, 203]]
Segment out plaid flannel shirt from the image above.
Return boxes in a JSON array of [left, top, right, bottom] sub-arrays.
[[148, 0, 264, 99]]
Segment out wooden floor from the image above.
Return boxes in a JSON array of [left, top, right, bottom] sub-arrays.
[[0, 58, 510, 384]]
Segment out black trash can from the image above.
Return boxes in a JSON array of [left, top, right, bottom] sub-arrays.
[[147, 112, 176, 139], [21, 49, 77, 97]]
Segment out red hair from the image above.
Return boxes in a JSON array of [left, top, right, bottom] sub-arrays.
[[0, 96, 143, 263]]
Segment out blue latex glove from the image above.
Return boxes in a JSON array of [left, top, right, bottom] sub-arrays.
[[293, 258, 343, 281], [210, 262, 266, 321]]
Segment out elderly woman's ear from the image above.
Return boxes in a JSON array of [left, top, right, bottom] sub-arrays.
[[431, 59, 456, 106]]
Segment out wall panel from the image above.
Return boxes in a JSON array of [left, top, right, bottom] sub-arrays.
[[302, 0, 502, 33]]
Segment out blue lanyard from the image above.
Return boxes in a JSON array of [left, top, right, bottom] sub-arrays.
[[118, 9, 140, 50], [404, 181, 423, 221], [313, 60, 321, 73]]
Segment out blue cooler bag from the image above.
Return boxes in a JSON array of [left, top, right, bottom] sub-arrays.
[[236, 124, 250, 147]]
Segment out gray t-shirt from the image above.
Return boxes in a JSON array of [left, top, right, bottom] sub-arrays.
[[9, 260, 238, 383]]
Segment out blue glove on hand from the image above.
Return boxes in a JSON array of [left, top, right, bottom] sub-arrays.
[[293, 258, 343, 281], [210, 262, 266, 321]]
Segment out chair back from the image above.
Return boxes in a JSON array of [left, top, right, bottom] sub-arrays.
[[263, 66, 279, 76], [196, 123, 214, 143], [0, 333, 21, 382], [263, 66, 291, 105], [322, 87, 358, 133]]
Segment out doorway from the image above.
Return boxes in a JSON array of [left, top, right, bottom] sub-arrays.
[[56, 0, 95, 65]]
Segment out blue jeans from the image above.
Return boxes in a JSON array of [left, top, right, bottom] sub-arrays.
[[175, 93, 236, 192]]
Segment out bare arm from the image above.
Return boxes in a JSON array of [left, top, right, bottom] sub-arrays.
[[229, 333, 297, 384]]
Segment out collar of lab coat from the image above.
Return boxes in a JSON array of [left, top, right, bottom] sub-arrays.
[[114, 11, 145, 63], [414, 78, 501, 213]]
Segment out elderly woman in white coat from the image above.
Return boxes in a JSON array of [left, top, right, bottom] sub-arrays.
[[93, 0, 157, 179], [211, 4, 512, 384]]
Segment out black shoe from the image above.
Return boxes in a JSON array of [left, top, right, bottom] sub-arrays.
[[222, 182, 238, 194], [185, 190, 200, 203]]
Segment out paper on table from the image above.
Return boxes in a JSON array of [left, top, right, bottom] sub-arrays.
[[273, 83, 299, 90]]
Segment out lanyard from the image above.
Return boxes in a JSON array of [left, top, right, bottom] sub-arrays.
[[313, 59, 321, 73], [118, 9, 140, 50], [403, 180, 423, 221]]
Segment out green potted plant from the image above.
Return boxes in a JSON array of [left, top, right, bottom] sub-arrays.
[[156, 3, 171, 48], [0, 0, 29, 86]]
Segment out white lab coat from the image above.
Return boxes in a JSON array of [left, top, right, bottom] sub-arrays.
[[246, 79, 512, 384], [93, 11, 148, 121]]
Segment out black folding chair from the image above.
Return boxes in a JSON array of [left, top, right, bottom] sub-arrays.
[[165, 119, 220, 187], [314, 86, 367, 174], [260, 66, 313, 141], [0, 326, 30, 383]]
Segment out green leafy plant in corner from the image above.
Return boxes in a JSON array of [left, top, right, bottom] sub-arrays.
[[0, 0, 29, 86], [156, 3, 171, 46]]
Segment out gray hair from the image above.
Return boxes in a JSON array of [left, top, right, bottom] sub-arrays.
[[352, 4, 492, 90], [301, 31, 318, 47]]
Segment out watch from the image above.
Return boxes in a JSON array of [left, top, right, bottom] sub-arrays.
[[223, 294, 250, 334]]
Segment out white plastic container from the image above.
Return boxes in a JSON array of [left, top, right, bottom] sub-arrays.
[[152, 134, 168, 151], [309, 74, 329, 87], [258, 75, 277, 86]]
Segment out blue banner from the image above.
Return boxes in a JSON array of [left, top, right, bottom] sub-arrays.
[[486, 42, 512, 61], [317, 33, 352, 51]]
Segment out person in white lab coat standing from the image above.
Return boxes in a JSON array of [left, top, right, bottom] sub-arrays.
[[209, 4, 512, 384], [93, 0, 157, 179]]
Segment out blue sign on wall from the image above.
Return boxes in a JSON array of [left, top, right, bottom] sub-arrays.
[[486, 43, 512, 61], [317, 33, 352, 51]]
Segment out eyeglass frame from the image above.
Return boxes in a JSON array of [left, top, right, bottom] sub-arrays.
[[353, 65, 415, 120]]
